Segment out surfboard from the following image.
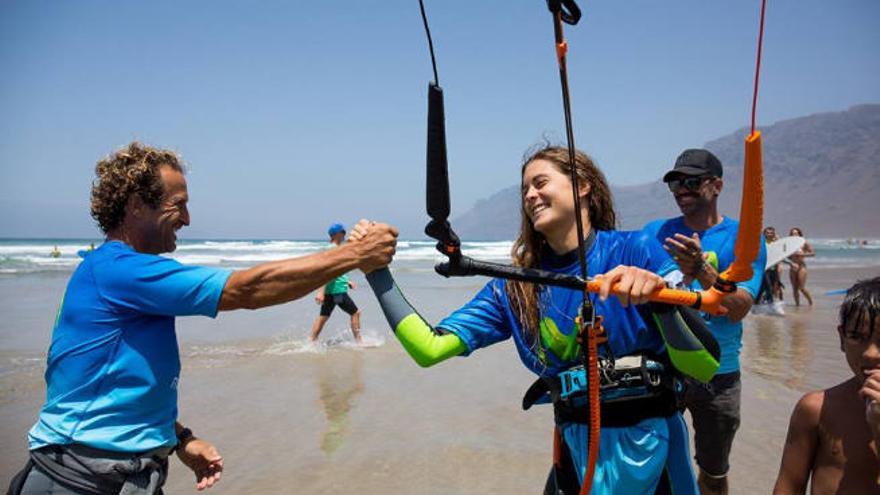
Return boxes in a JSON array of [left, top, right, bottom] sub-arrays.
[[765, 236, 806, 269]]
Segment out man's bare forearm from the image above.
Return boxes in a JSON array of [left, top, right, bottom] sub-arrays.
[[721, 288, 753, 322], [219, 245, 362, 311]]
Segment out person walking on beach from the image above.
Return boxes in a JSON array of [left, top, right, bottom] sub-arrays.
[[787, 227, 815, 306], [309, 223, 363, 345], [361, 145, 722, 494], [7, 142, 397, 495], [756, 226, 784, 305], [642, 148, 765, 495], [773, 277, 880, 495]]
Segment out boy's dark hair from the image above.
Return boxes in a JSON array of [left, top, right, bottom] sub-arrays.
[[839, 277, 880, 336]]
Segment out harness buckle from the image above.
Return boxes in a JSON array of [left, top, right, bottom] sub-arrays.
[[556, 355, 670, 402], [559, 367, 587, 400]]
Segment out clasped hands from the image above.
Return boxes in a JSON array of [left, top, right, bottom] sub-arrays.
[[347, 219, 398, 273]]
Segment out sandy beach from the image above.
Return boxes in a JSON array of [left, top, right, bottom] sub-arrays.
[[1, 262, 878, 494]]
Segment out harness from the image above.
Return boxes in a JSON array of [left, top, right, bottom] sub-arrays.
[[523, 354, 682, 428]]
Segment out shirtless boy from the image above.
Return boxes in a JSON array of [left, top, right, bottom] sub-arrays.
[[773, 276, 880, 494]]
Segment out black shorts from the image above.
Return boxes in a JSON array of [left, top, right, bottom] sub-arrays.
[[684, 371, 741, 477], [319, 293, 358, 317]]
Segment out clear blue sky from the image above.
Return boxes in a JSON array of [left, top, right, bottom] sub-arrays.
[[2, 0, 878, 239]]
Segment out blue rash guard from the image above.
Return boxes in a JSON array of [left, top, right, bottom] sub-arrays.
[[28, 241, 232, 453], [436, 230, 698, 494], [642, 216, 766, 374]]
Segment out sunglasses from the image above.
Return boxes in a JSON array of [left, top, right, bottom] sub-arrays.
[[667, 175, 714, 194]]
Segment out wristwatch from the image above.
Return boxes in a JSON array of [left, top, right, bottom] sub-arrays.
[[176, 427, 194, 449]]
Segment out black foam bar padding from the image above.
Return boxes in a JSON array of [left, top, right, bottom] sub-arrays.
[[435, 255, 585, 290], [678, 306, 721, 362], [426, 83, 450, 223]]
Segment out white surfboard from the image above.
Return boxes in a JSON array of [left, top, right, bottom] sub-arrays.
[[765, 236, 806, 269]]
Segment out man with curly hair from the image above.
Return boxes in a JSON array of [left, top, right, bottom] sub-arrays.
[[9, 142, 398, 494]]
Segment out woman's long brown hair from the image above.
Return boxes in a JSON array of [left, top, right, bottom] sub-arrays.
[[505, 145, 616, 344]]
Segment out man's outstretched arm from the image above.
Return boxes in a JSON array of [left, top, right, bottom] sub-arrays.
[[218, 221, 397, 311]]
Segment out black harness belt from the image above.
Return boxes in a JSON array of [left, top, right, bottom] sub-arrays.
[[522, 354, 682, 428]]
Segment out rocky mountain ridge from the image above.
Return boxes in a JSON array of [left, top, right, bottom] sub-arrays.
[[454, 104, 880, 239]]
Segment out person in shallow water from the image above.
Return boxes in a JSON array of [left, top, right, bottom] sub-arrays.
[[357, 145, 722, 494], [756, 226, 784, 305], [310, 223, 363, 345], [773, 277, 880, 495], [787, 227, 815, 307], [7, 142, 398, 495]]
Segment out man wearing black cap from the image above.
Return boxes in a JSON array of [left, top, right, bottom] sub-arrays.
[[643, 149, 766, 495]]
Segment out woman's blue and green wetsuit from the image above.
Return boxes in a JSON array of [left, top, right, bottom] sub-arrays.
[[367, 229, 719, 494]]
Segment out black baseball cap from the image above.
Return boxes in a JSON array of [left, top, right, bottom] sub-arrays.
[[662, 149, 723, 182]]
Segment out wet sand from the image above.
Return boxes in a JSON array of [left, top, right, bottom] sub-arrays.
[[1, 265, 878, 493]]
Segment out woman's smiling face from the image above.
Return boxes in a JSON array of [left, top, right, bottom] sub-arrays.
[[522, 159, 586, 242]]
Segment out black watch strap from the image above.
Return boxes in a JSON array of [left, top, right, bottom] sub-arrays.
[[176, 427, 193, 445]]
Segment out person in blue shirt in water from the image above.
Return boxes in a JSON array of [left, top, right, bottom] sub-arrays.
[[9, 142, 398, 495], [642, 149, 765, 495], [358, 146, 721, 494]]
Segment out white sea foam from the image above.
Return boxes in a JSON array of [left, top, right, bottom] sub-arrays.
[[261, 329, 385, 356]]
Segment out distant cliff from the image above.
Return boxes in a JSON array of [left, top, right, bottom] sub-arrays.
[[454, 104, 880, 239]]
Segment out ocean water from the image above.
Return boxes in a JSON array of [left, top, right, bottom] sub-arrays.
[[0, 238, 514, 275], [1, 237, 877, 276]]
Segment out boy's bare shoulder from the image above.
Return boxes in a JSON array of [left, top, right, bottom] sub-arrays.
[[790, 382, 859, 430], [791, 389, 824, 425]]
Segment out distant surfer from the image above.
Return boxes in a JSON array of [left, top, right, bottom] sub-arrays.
[[643, 148, 766, 495], [756, 226, 785, 309], [49, 245, 61, 258], [309, 223, 363, 345], [773, 277, 880, 494], [767, 228, 785, 301], [788, 227, 814, 306], [7, 142, 397, 494]]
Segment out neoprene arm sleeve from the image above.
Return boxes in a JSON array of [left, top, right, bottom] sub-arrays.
[[365, 268, 467, 367]]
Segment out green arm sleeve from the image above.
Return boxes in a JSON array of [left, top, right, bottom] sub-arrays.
[[645, 303, 721, 383], [365, 268, 467, 367]]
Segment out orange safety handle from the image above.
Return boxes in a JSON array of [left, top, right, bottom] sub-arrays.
[[722, 130, 764, 284], [584, 281, 729, 316]]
